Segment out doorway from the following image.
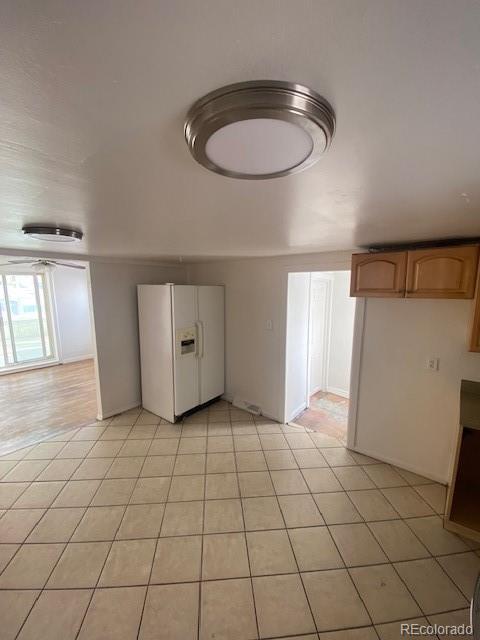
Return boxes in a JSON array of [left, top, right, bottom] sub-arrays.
[[285, 270, 356, 442], [0, 256, 98, 453], [0, 271, 57, 371]]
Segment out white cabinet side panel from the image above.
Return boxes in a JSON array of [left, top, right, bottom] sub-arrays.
[[172, 285, 199, 415], [198, 285, 225, 403], [137, 285, 174, 422]]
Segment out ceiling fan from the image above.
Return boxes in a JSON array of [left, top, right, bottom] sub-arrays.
[[0, 259, 86, 271]]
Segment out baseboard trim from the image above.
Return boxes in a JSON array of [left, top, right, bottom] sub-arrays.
[[98, 400, 141, 421], [309, 385, 323, 396], [286, 402, 307, 424], [61, 355, 94, 364], [348, 443, 447, 485], [327, 386, 349, 399], [221, 393, 281, 423], [260, 409, 282, 423], [0, 360, 60, 376]]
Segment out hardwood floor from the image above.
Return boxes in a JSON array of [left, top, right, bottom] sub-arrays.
[[0, 359, 97, 454], [293, 391, 348, 442]]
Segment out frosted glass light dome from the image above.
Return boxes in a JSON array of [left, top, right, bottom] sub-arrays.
[[22, 225, 83, 242], [28, 233, 77, 242], [205, 118, 316, 175], [185, 81, 335, 179]]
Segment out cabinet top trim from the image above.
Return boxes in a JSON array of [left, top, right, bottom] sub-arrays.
[[360, 239, 480, 253]]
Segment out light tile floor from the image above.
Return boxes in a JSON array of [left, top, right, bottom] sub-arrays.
[[0, 400, 478, 639]]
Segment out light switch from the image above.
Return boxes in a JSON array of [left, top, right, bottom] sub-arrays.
[[426, 357, 439, 371], [266, 319, 274, 331]]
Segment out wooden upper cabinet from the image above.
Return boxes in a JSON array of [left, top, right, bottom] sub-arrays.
[[405, 245, 479, 299], [350, 252, 407, 297], [470, 269, 480, 352]]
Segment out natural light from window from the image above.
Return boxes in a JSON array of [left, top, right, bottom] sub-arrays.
[[0, 272, 57, 371]]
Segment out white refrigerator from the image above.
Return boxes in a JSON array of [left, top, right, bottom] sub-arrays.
[[137, 284, 224, 422]]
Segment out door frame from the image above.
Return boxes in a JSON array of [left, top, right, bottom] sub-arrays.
[[282, 262, 364, 449], [0, 251, 100, 423], [306, 273, 333, 404], [346, 296, 365, 449]]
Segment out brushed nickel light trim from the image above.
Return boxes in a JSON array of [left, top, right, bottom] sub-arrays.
[[22, 225, 83, 242], [184, 80, 335, 179]]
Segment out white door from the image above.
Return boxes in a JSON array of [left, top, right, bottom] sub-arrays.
[[197, 286, 224, 404], [172, 285, 199, 416], [308, 276, 331, 397], [285, 273, 311, 422]]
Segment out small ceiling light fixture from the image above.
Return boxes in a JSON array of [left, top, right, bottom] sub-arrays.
[[184, 80, 335, 179], [22, 225, 83, 243]]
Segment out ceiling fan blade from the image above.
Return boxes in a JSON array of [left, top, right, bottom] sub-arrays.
[[6, 260, 36, 265], [51, 261, 86, 270]]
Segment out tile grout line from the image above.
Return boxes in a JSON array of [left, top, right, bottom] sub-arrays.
[[283, 432, 452, 627], [135, 416, 172, 640], [196, 417, 208, 640], [11, 449, 122, 640], [0, 404, 476, 638], [38, 441, 134, 640], [232, 418, 261, 640], [1, 530, 474, 558], [261, 444, 320, 636], [281, 430, 467, 628], [391, 554, 470, 616], [0, 551, 475, 590], [72, 450, 140, 640]]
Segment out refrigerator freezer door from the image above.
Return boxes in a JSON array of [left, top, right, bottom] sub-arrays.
[[137, 285, 175, 422], [198, 286, 225, 404], [172, 286, 200, 416]]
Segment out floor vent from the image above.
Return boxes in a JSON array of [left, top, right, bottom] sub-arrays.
[[232, 397, 261, 415]]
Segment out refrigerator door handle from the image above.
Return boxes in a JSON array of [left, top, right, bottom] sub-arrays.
[[198, 320, 205, 358], [195, 321, 204, 358]]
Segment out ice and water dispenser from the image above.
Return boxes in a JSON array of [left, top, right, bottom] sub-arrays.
[[175, 327, 196, 356]]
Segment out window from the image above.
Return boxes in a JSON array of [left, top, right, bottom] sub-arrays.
[[0, 272, 57, 371]]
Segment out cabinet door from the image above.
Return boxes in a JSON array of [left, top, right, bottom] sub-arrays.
[[350, 252, 407, 297], [405, 246, 479, 299], [470, 271, 480, 352]]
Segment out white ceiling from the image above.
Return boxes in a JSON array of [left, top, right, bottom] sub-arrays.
[[1, 0, 480, 261]]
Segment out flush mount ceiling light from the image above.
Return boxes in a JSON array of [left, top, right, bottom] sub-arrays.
[[184, 80, 335, 179], [22, 225, 83, 243]]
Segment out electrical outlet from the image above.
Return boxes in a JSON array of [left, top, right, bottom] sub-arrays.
[[426, 357, 439, 371]]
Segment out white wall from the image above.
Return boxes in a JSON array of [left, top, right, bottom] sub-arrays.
[[285, 273, 311, 421], [89, 261, 187, 419], [327, 270, 355, 397], [51, 267, 93, 363], [187, 251, 352, 421], [353, 298, 480, 483], [189, 252, 480, 483]]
